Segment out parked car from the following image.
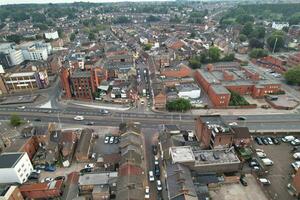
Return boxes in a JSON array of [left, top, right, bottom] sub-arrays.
[[154, 164, 160, 177], [104, 136, 110, 144], [45, 165, 56, 172], [237, 116, 247, 120], [35, 164, 45, 170], [255, 137, 263, 145], [152, 145, 158, 155], [32, 169, 41, 174], [240, 177, 248, 186], [293, 153, 300, 160], [257, 152, 267, 158], [291, 146, 300, 152], [271, 137, 280, 145], [259, 178, 271, 185], [54, 176, 65, 181], [261, 105, 271, 109], [145, 186, 150, 199], [292, 161, 300, 171], [80, 168, 92, 173], [34, 118, 41, 122], [262, 158, 274, 166], [109, 136, 114, 144], [249, 160, 259, 167], [74, 115, 84, 121], [282, 136, 295, 142], [267, 137, 273, 145], [255, 149, 264, 153], [148, 171, 155, 182], [41, 177, 54, 183], [84, 163, 95, 169], [262, 137, 269, 145], [156, 180, 162, 191], [291, 139, 300, 146], [114, 137, 120, 144], [28, 173, 39, 180]]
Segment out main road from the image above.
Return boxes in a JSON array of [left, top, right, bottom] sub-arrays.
[[1, 107, 300, 132]]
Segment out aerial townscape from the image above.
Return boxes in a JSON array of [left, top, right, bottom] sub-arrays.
[[1, 0, 300, 200]]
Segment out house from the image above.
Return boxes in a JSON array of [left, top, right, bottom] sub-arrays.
[[4, 137, 39, 160], [0, 185, 24, 200], [116, 175, 144, 200], [154, 91, 167, 110], [75, 129, 93, 162], [0, 152, 33, 184], [19, 180, 63, 199], [160, 63, 192, 78]]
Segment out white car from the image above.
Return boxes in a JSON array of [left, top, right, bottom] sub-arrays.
[[262, 158, 274, 166], [259, 178, 271, 185], [229, 122, 238, 126], [17, 106, 26, 109], [149, 171, 155, 182], [156, 180, 162, 191], [293, 153, 300, 160], [267, 137, 273, 145], [32, 169, 41, 174], [145, 186, 150, 199], [255, 149, 264, 153], [291, 139, 300, 146], [74, 116, 84, 121], [104, 136, 110, 144], [257, 152, 267, 158], [282, 136, 295, 142], [84, 163, 95, 169], [41, 177, 54, 183], [109, 136, 114, 144]]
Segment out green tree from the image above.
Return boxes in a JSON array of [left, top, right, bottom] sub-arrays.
[[113, 16, 131, 24], [190, 31, 196, 39], [146, 15, 160, 22], [222, 53, 235, 62], [31, 12, 46, 23], [241, 22, 253, 37], [188, 56, 201, 69], [143, 43, 152, 51], [10, 114, 22, 126], [289, 12, 300, 25], [70, 33, 76, 41], [249, 48, 268, 58], [6, 34, 22, 44], [236, 14, 254, 24], [166, 98, 191, 112], [208, 47, 221, 62], [229, 91, 250, 106], [57, 28, 64, 38], [249, 38, 264, 49], [88, 32, 96, 41], [284, 66, 300, 85], [267, 34, 284, 52], [239, 34, 247, 42]]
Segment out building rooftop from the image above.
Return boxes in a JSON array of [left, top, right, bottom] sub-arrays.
[[210, 85, 230, 95], [176, 83, 200, 92], [7, 72, 36, 78], [0, 152, 24, 169], [198, 115, 231, 134], [71, 70, 90, 78], [78, 172, 118, 186], [169, 146, 195, 163], [196, 69, 220, 84]]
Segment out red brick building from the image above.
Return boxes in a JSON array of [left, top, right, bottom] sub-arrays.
[[0, 185, 24, 200], [256, 55, 287, 73], [160, 63, 192, 78], [289, 169, 300, 197], [60, 68, 72, 99], [19, 180, 63, 199], [194, 63, 281, 108]]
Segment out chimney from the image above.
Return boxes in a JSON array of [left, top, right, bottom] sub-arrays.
[[207, 64, 214, 72]]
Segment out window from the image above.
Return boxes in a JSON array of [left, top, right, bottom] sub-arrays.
[[18, 168, 21, 172]]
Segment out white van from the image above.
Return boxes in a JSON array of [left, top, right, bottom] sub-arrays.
[[262, 158, 274, 166]]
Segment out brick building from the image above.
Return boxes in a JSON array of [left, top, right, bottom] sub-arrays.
[[153, 91, 167, 110], [75, 129, 93, 162], [256, 55, 288, 73], [160, 63, 192, 78], [0, 185, 24, 200], [19, 180, 63, 199], [70, 70, 93, 100], [194, 62, 281, 107]]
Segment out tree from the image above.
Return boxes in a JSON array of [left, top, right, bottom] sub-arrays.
[[289, 12, 300, 25], [57, 28, 64, 38], [113, 16, 131, 24], [241, 22, 253, 36], [10, 114, 22, 126], [222, 53, 235, 62], [146, 15, 160, 22], [267, 34, 284, 52], [249, 48, 268, 58], [166, 98, 191, 112], [189, 31, 196, 39], [284, 66, 300, 85], [236, 14, 254, 24], [88, 32, 96, 41], [208, 47, 221, 62], [229, 91, 250, 106], [31, 12, 46, 23], [143, 43, 152, 51], [70, 33, 76, 41], [6, 34, 22, 44], [239, 34, 247, 42], [188, 56, 201, 69], [249, 38, 264, 49]]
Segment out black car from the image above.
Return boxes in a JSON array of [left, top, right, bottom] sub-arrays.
[[54, 176, 65, 181], [262, 137, 269, 145], [271, 137, 280, 145], [154, 165, 160, 177], [255, 137, 263, 145], [114, 137, 120, 144], [237, 116, 247, 120], [80, 168, 92, 173], [34, 118, 41, 122], [152, 145, 158, 155], [240, 177, 248, 186], [85, 121, 95, 126], [28, 173, 39, 180]]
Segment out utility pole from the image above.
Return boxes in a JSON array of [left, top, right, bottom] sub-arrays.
[[272, 37, 278, 54]]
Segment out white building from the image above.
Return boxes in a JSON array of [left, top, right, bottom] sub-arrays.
[[272, 22, 289, 30], [139, 37, 149, 44], [0, 152, 33, 184], [18, 41, 52, 61], [0, 43, 24, 68], [44, 31, 59, 40], [176, 83, 201, 99]]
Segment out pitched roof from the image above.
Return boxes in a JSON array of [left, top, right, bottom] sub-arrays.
[[116, 175, 144, 200], [76, 129, 93, 155]]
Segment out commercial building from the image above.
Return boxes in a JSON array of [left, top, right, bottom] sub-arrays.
[[2, 70, 49, 93], [44, 31, 59, 40], [0, 43, 24, 68], [0, 185, 24, 200], [18, 41, 51, 61], [194, 62, 281, 107], [0, 152, 33, 184], [70, 70, 93, 100], [169, 146, 241, 173], [19, 180, 63, 199], [176, 83, 201, 99]]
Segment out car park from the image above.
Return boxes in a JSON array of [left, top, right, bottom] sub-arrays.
[[145, 186, 150, 199], [156, 180, 162, 191], [41, 177, 54, 183], [104, 136, 110, 144], [74, 115, 84, 121], [148, 171, 155, 182], [291, 139, 300, 146], [259, 178, 271, 185]]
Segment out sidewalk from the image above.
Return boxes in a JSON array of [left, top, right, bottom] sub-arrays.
[[62, 100, 131, 111]]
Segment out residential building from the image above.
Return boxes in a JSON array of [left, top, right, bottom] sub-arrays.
[[0, 185, 24, 200], [289, 25, 300, 37], [0, 43, 24, 68], [19, 180, 63, 199], [256, 55, 288, 73], [75, 129, 93, 162], [169, 146, 241, 173], [44, 31, 59, 40], [272, 22, 289, 30], [70, 70, 93, 100], [160, 63, 192, 78], [0, 152, 33, 184], [195, 115, 233, 149], [154, 91, 167, 110]]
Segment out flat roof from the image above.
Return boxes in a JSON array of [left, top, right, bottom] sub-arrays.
[[78, 172, 118, 186], [0, 153, 24, 168], [193, 149, 240, 166], [169, 146, 195, 163], [197, 69, 220, 84], [8, 72, 36, 78]]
